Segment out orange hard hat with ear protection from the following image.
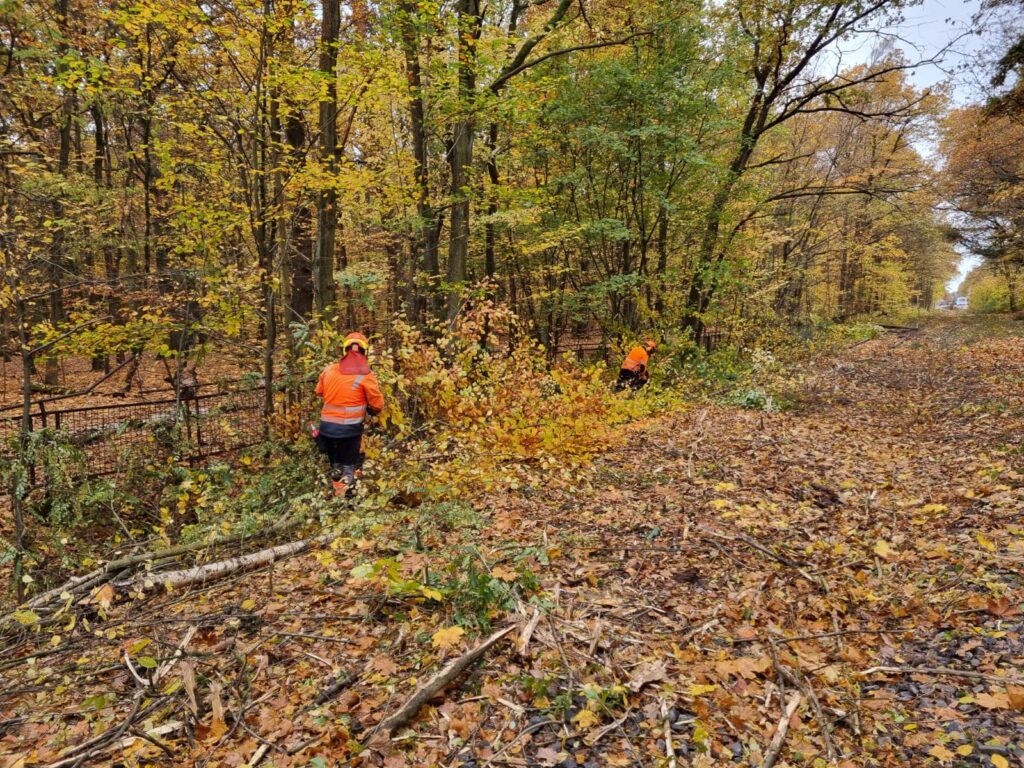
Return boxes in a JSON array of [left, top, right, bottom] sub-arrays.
[[643, 339, 657, 353], [343, 332, 369, 352]]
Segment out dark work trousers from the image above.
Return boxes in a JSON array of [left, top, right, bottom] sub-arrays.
[[615, 368, 647, 391], [316, 433, 362, 468]]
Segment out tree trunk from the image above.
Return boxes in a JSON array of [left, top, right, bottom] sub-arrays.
[[91, 103, 114, 373], [314, 0, 340, 318], [399, 0, 440, 320], [283, 109, 314, 322], [256, 6, 277, 423], [46, 0, 74, 386], [484, 121, 499, 280], [446, 0, 482, 322]]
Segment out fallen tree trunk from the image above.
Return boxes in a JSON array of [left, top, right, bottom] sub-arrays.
[[8, 518, 301, 618], [124, 533, 334, 591]]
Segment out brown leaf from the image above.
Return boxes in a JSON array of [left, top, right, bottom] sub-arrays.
[[94, 583, 115, 609], [1007, 685, 1024, 711], [371, 655, 398, 676], [181, 661, 198, 716], [481, 681, 502, 702], [535, 746, 565, 766], [206, 681, 227, 742], [986, 597, 1019, 617], [975, 691, 1010, 709], [735, 625, 758, 640], [627, 660, 667, 692]]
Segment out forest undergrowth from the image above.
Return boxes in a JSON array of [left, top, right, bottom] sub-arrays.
[[2, 314, 1023, 768]]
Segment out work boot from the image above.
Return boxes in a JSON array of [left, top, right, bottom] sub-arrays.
[[329, 466, 347, 499], [341, 465, 357, 497]]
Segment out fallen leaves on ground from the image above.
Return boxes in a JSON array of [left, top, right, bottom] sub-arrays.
[[1, 317, 1022, 767]]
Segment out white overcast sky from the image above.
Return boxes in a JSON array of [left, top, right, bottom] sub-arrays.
[[842, 0, 1000, 291]]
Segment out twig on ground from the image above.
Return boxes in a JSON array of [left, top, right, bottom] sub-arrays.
[[862, 665, 1024, 686], [481, 719, 557, 768], [9, 519, 301, 617], [761, 691, 803, 768], [662, 701, 677, 768], [128, 533, 334, 592], [313, 671, 356, 707], [702, 529, 802, 569], [777, 665, 837, 763], [518, 607, 542, 655], [583, 711, 630, 747]]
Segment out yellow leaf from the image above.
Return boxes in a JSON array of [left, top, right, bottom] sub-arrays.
[[420, 586, 443, 601], [928, 744, 954, 763], [976, 532, 996, 552], [873, 539, 894, 558], [11, 610, 40, 626], [572, 709, 600, 729], [431, 626, 465, 650], [920, 503, 947, 514], [240, 598, 256, 611], [689, 683, 717, 696], [710, 498, 729, 510], [956, 745, 973, 756], [992, 756, 1009, 768]]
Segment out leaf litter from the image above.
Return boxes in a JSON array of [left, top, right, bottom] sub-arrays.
[[1, 318, 1022, 767]]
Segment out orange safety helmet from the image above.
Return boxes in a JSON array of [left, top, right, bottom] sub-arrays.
[[643, 339, 657, 353], [342, 331, 369, 353]]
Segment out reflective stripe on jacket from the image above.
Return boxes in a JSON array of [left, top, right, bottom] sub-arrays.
[[620, 346, 649, 374], [315, 360, 385, 437]]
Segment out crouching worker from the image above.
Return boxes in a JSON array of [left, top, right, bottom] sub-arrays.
[[315, 331, 385, 497], [615, 339, 656, 391]]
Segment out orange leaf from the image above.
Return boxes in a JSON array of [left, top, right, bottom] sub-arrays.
[[1007, 685, 1024, 711]]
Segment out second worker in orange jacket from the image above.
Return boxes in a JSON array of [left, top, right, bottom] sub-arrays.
[[616, 340, 656, 391]]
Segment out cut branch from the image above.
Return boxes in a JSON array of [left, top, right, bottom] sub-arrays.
[[372, 625, 515, 740]]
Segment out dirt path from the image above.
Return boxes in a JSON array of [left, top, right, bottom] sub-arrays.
[[491, 318, 1024, 767], [2, 317, 1022, 767]]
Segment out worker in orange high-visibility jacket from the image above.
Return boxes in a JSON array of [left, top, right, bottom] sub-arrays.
[[315, 331, 385, 497], [615, 340, 656, 391]]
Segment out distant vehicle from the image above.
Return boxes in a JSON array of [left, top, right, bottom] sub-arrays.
[[954, 296, 969, 309], [937, 300, 951, 309]]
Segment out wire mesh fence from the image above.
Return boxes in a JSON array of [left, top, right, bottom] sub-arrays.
[[0, 382, 267, 482]]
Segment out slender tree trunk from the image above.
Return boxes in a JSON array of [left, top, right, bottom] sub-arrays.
[[446, 0, 481, 322], [314, 0, 340, 317], [256, 8, 277, 423], [484, 121, 499, 280], [46, 0, 74, 386], [14, 293, 32, 602], [400, 0, 440, 319], [283, 109, 314, 321], [654, 203, 668, 314], [91, 103, 114, 373]]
